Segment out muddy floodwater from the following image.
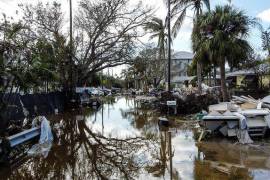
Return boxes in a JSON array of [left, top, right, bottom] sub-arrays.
[[1, 96, 270, 179]]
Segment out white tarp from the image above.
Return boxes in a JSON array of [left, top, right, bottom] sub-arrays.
[[262, 95, 270, 104], [236, 130, 253, 144], [28, 116, 53, 158], [233, 113, 253, 144], [233, 112, 247, 130], [39, 116, 53, 144]]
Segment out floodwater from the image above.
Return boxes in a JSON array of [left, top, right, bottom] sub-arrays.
[[1, 96, 270, 179]]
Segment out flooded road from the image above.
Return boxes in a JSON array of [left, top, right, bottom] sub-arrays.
[[1, 96, 270, 179]]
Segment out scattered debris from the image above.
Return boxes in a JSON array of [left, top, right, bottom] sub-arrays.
[[198, 130, 205, 142], [159, 92, 218, 115], [199, 94, 270, 144], [135, 96, 158, 103]]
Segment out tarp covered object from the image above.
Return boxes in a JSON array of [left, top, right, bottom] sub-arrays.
[[28, 116, 53, 157]]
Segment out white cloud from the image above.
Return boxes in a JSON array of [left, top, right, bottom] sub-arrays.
[[257, 8, 270, 23]]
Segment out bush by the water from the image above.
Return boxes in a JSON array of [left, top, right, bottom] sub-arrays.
[[159, 92, 218, 114]]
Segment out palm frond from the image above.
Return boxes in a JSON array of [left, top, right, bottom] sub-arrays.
[[172, 8, 186, 39], [202, 0, 210, 11]]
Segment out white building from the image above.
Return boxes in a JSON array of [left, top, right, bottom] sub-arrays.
[[171, 51, 194, 85]]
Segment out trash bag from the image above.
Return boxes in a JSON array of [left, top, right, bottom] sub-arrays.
[[39, 116, 53, 144], [28, 116, 53, 158]]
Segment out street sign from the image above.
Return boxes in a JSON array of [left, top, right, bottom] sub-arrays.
[[167, 101, 176, 106]]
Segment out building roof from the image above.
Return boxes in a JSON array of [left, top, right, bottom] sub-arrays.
[[226, 70, 255, 77], [171, 76, 195, 83], [172, 51, 194, 60]]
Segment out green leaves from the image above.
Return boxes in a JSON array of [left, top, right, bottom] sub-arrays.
[[170, 0, 211, 39], [192, 5, 253, 101], [261, 27, 270, 56], [144, 17, 167, 67]]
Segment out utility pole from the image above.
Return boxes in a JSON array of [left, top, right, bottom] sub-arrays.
[[69, 0, 73, 92], [167, 0, 171, 92], [169, 131, 173, 180]]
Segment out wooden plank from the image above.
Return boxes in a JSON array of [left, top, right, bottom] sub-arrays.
[[198, 130, 205, 142]]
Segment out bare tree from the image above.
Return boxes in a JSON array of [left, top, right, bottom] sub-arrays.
[[73, 0, 152, 85]]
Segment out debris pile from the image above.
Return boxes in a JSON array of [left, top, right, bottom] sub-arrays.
[[135, 96, 158, 104], [199, 95, 270, 144], [159, 92, 218, 115]]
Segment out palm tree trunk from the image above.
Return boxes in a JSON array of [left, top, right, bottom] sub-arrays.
[[197, 61, 202, 93], [219, 58, 229, 101], [195, 8, 202, 94]]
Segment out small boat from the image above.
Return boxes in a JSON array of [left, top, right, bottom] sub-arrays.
[[0, 127, 41, 161], [0, 116, 53, 161]]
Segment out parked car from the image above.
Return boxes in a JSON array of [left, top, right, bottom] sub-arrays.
[[111, 87, 121, 94], [100, 88, 111, 96], [91, 88, 104, 96]]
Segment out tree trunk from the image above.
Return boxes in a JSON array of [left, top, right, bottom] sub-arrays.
[[197, 61, 202, 94], [260, 75, 263, 90], [208, 72, 211, 86], [220, 59, 229, 101], [213, 66, 217, 86]]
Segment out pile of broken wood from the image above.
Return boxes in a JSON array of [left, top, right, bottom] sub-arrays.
[[232, 95, 270, 110]]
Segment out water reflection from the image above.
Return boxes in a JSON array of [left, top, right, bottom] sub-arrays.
[[1, 97, 270, 179]]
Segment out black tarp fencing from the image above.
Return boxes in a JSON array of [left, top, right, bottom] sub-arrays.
[[0, 92, 66, 131]]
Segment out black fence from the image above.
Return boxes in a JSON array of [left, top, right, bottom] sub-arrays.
[[0, 92, 66, 130]]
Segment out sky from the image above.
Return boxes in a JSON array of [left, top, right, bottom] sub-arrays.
[[0, 0, 270, 75]]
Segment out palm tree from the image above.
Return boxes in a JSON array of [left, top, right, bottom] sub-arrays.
[[261, 26, 270, 57], [144, 17, 167, 62], [193, 5, 254, 101], [144, 17, 168, 87], [170, 0, 210, 93]]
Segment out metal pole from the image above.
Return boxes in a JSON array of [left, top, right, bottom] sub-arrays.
[[69, 0, 73, 91], [169, 131, 172, 180], [167, 0, 171, 92]]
